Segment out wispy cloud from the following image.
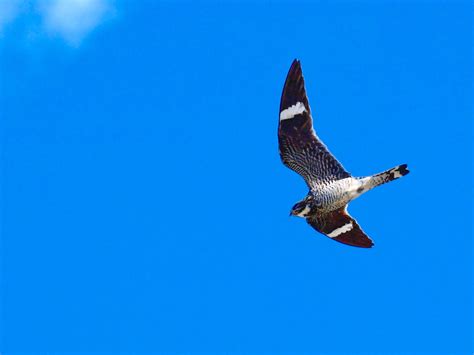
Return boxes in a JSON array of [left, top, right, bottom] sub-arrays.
[[40, 0, 114, 46], [0, 0, 21, 33], [0, 0, 115, 46]]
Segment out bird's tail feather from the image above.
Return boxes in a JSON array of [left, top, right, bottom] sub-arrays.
[[368, 164, 410, 188]]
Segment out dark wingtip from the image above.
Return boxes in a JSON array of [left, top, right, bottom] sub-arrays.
[[359, 241, 374, 248], [280, 59, 308, 113], [333, 237, 374, 248], [290, 59, 301, 72], [356, 240, 374, 248]]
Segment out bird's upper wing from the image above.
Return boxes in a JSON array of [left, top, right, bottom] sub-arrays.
[[278, 59, 350, 189], [306, 207, 374, 248]]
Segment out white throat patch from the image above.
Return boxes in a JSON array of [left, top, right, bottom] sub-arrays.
[[280, 102, 307, 121], [296, 204, 312, 218], [327, 222, 353, 238]]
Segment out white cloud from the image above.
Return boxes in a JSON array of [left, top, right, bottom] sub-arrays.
[[0, 0, 115, 46], [40, 0, 114, 46], [0, 0, 21, 33]]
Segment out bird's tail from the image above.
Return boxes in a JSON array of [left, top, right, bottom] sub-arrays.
[[352, 164, 409, 200], [366, 164, 410, 189]]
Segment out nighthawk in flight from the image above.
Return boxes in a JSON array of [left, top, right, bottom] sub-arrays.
[[278, 59, 409, 248]]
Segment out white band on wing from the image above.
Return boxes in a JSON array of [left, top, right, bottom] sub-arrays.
[[280, 102, 306, 121], [327, 222, 353, 238]]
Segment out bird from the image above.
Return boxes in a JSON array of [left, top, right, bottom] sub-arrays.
[[278, 59, 409, 248]]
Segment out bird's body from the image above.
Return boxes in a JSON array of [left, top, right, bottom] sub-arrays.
[[278, 60, 409, 248], [310, 177, 364, 212]]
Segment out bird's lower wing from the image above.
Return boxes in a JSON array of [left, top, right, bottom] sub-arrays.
[[306, 207, 374, 248]]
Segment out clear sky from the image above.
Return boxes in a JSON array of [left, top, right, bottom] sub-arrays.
[[1, 0, 472, 353]]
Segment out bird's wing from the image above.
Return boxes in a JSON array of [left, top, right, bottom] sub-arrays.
[[306, 207, 374, 248], [278, 59, 350, 189]]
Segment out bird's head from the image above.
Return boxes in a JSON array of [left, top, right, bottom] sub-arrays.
[[290, 196, 313, 218]]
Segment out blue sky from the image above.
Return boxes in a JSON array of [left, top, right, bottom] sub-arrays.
[[1, 1, 472, 353]]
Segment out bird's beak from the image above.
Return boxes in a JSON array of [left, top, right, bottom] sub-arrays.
[[289, 211, 294, 217]]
